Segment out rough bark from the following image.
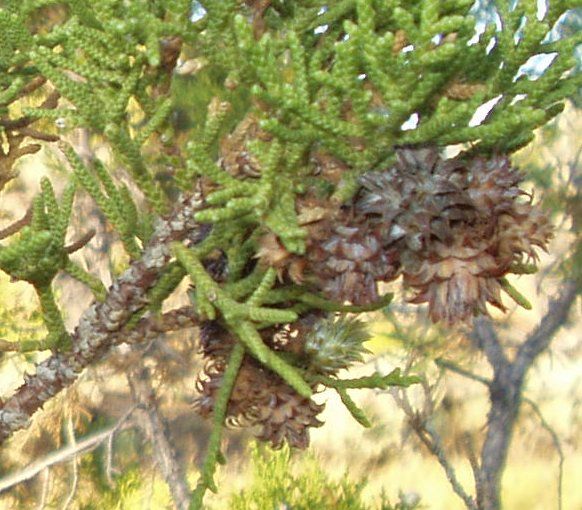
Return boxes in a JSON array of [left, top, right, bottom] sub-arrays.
[[0, 192, 204, 444]]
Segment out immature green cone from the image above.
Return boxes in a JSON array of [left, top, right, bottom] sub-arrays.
[[302, 315, 371, 376]]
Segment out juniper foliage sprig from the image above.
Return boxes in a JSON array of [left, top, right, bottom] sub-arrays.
[[0, 177, 83, 350], [311, 369, 422, 428], [190, 342, 245, 507], [61, 144, 143, 259], [173, 243, 311, 398], [194, 0, 580, 195], [2, 0, 191, 213], [0, 0, 198, 398]]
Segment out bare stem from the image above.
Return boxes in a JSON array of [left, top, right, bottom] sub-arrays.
[[128, 366, 191, 510], [61, 416, 79, 510], [391, 387, 478, 510], [524, 399, 564, 510], [473, 281, 578, 510], [0, 406, 137, 494]]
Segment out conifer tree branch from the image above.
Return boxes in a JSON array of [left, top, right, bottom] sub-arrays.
[[0, 192, 205, 444], [190, 342, 246, 510], [0, 1, 580, 504], [119, 306, 199, 346]]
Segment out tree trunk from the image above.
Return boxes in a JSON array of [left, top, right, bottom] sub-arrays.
[[477, 369, 524, 510]]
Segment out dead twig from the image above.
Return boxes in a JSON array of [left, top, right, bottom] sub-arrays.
[[36, 468, 50, 510], [63, 229, 96, 254], [0, 405, 137, 494], [524, 398, 564, 510], [391, 384, 478, 510], [61, 416, 79, 510], [396, 277, 577, 510], [0, 207, 33, 240], [128, 365, 191, 510]]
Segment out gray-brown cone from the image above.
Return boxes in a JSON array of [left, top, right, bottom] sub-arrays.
[[256, 147, 551, 323], [354, 147, 552, 324]]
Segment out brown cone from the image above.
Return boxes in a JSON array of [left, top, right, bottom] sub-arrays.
[[193, 321, 324, 449], [253, 147, 552, 324], [356, 148, 553, 324], [403, 234, 507, 325], [305, 213, 400, 304]]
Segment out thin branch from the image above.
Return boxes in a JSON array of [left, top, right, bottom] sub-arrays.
[[18, 76, 48, 99], [434, 358, 491, 386], [0, 190, 205, 444], [523, 399, 564, 510], [36, 468, 50, 510], [18, 127, 60, 143], [0, 406, 137, 494], [463, 431, 482, 497], [0, 207, 32, 240], [471, 318, 508, 371], [436, 353, 567, 510], [514, 280, 579, 377], [422, 421, 478, 510], [128, 366, 191, 510], [119, 306, 199, 346], [61, 416, 79, 510], [105, 426, 116, 486], [0, 90, 60, 130], [0, 339, 25, 352], [63, 229, 96, 254], [391, 387, 478, 510]]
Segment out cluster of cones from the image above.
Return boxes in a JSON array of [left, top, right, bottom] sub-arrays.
[[194, 146, 553, 448], [193, 315, 369, 448], [262, 147, 552, 325]]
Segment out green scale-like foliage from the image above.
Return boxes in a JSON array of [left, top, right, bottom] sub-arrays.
[[184, 0, 580, 218], [1, 0, 194, 214], [0, 178, 73, 349]]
